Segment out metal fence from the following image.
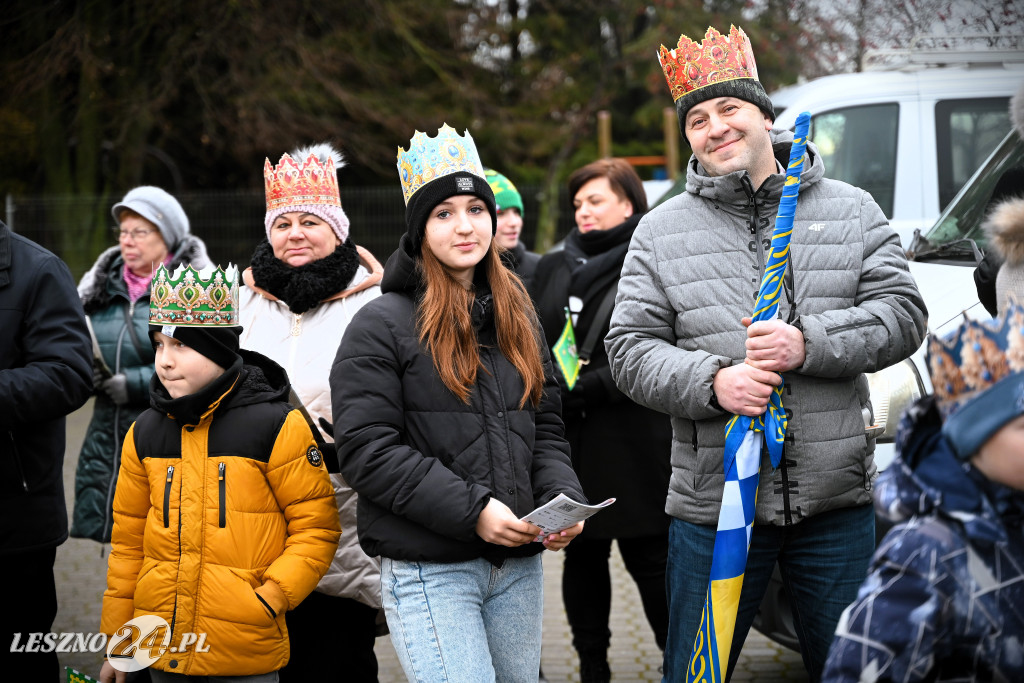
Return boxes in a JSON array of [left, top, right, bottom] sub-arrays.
[[5, 185, 579, 281]]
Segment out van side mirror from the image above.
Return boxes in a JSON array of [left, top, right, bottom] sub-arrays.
[[864, 359, 928, 443]]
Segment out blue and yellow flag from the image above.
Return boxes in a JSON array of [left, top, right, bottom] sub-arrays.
[[687, 112, 811, 683]]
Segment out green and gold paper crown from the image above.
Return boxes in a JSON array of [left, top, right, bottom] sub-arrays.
[[396, 124, 486, 205], [149, 264, 239, 327]]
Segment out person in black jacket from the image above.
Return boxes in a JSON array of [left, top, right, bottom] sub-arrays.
[[0, 221, 92, 679], [530, 159, 672, 683], [332, 125, 586, 682], [485, 167, 541, 289]]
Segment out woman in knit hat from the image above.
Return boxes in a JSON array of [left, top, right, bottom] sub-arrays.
[[332, 125, 586, 681], [71, 186, 210, 545], [238, 142, 384, 682], [823, 299, 1024, 682]]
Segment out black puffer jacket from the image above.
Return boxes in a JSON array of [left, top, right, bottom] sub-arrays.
[[506, 242, 541, 291], [0, 221, 92, 555], [331, 234, 585, 564]]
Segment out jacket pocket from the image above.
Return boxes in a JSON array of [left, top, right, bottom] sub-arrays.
[[6, 432, 29, 493], [218, 462, 226, 528], [163, 466, 174, 528]]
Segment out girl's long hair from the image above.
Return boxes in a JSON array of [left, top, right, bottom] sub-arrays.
[[417, 241, 545, 408]]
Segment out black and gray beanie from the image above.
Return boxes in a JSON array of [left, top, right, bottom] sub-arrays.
[[149, 325, 242, 371], [675, 78, 775, 134], [404, 171, 497, 255]]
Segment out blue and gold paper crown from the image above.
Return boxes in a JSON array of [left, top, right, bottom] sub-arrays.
[[149, 264, 240, 327], [396, 124, 486, 205], [927, 298, 1024, 416]]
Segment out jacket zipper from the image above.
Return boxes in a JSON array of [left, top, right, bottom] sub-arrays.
[[825, 319, 883, 335], [163, 466, 174, 528], [483, 348, 516, 503], [7, 431, 29, 492], [778, 454, 793, 525], [218, 462, 226, 528]]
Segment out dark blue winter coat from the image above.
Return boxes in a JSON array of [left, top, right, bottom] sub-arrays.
[[0, 221, 92, 555], [823, 396, 1024, 682]]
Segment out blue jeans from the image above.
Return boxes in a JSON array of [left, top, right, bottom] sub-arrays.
[[664, 504, 874, 683], [382, 554, 544, 683]]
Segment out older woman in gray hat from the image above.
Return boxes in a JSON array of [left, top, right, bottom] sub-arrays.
[[71, 186, 211, 544]]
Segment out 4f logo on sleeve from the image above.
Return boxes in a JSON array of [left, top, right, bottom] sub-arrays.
[[306, 445, 323, 468]]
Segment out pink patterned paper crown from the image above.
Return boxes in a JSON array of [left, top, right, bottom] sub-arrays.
[[658, 25, 760, 103], [263, 152, 341, 213]]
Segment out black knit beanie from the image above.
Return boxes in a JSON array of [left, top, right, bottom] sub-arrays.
[[675, 78, 775, 137], [404, 172, 497, 255], [149, 325, 242, 370]]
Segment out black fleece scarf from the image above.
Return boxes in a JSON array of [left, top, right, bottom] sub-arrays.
[[250, 238, 359, 314], [563, 213, 642, 299], [150, 356, 245, 426]]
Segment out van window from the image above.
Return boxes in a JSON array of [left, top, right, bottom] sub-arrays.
[[809, 104, 899, 217], [935, 97, 1010, 211], [926, 131, 1024, 252]]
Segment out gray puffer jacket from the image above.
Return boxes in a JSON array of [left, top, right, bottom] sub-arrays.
[[606, 130, 927, 527]]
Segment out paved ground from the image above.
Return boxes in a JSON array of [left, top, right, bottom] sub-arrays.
[[54, 399, 809, 681]]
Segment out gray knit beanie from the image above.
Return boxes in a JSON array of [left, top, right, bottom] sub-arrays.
[[112, 186, 190, 253]]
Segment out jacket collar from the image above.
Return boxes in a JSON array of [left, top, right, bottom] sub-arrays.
[[685, 129, 825, 207], [242, 244, 383, 304]]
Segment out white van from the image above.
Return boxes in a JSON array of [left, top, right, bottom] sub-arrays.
[[772, 57, 1023, 248]]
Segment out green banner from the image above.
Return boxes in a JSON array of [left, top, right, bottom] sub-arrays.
[[552, 307, 580, 391]]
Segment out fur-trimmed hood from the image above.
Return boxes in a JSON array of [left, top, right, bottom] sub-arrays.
[[986, 196, 1024, 266], [78, 233, 211, 314]]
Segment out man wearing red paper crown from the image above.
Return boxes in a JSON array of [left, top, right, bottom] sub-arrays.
[[606, 25, 927, 680]]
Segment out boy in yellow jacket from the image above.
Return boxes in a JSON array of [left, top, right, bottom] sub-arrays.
[[99, 264, 340, 683]]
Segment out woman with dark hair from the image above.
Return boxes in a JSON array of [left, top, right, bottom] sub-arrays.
[[531, 158, 672, 683], [331, 125, 585, 681]]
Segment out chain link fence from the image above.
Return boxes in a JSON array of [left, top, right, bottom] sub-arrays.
[[5, 185, 578, 281]]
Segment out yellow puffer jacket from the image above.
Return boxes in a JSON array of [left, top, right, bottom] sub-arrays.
[[101, 353, 341, 676]]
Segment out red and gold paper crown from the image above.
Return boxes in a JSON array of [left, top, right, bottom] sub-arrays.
[[658, 25, 759, 103], [263, 152, 341, 213]]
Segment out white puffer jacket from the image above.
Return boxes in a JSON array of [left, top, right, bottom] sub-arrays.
[[239, 245, 383, 608]]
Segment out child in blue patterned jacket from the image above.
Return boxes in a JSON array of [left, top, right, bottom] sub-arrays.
[[823, 298, 1024, 682]]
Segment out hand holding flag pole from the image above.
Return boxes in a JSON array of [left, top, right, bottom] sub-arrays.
[[685, 112, 811, 683]]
